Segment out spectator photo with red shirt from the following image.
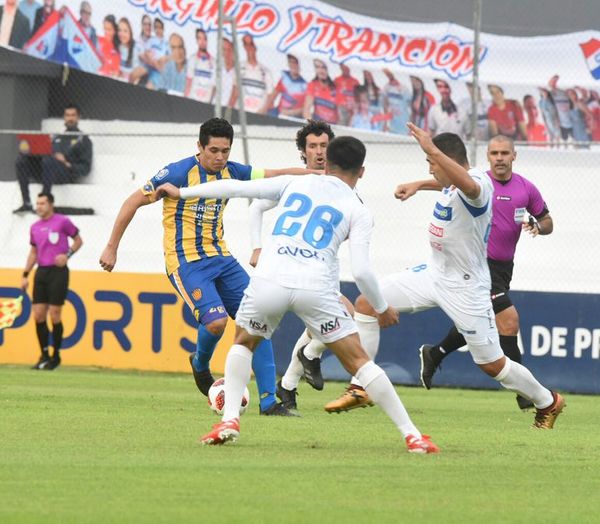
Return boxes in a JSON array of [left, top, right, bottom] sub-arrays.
[[303, 59, 343, 125]]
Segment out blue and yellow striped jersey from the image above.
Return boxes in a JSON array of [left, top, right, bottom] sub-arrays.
[[142, 156, 259, 275]]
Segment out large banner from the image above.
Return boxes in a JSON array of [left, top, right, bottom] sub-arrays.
[[0, 269, 235, 373], [3, 0, 600, 144], [2, 271, 600, 394]]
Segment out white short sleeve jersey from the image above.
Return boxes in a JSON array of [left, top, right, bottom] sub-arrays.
[[187, 52, 215, 103], [427, 168, 493, 287], [253, 174, 373, 293]]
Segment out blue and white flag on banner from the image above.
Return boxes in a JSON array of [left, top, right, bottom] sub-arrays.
[[24, 8, 101, 73], [24, 11, 60, 60]]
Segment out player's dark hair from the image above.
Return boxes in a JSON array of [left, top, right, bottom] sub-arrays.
[[326, 136, 366, 175], [199, 118, 234, 147], [433, 133, 468, 166], [196, 28, 206, 38], [296, 119, 335, 164], [64, 103, 80, 115], [38, 192, 55, 204]]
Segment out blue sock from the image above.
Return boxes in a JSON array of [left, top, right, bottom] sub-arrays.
[[252, 339, 277, 411], [192, 325, 222, 372]]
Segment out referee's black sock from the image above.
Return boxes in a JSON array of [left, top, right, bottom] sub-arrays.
[[35, 322, 49, 356], [499, 335, 522, 364], [51, 322, 64, 358]]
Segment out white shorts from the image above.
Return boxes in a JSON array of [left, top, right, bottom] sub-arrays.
[[236, 277, 357, 344], [380, 264, 503, 365]]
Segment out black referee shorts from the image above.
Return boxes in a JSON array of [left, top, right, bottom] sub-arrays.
[[487, 258, 514, 315], [33, 266, 69, 306]]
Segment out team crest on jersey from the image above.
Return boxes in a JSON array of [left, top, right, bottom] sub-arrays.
[[48, 231, 59, 244], [191, 288, 202, 301], [142, 182, 154, 194], [155, 168, 169, 180], [433, 202, 453, 221]]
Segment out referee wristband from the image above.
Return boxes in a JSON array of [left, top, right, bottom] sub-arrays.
[[23, 271, 29, 278], [67, 249, 75, 259]]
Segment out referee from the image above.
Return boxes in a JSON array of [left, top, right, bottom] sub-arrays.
[[21, 193, 82, 370]]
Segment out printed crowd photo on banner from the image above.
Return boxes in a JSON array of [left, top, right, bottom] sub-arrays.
[[3, 0, 600, 145]]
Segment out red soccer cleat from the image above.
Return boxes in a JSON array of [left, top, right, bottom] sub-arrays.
[[200, 418, 240, 445], [405, 434, 440, 454]]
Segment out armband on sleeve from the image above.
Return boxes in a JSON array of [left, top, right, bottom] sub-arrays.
[[251, 168, 266, 180]]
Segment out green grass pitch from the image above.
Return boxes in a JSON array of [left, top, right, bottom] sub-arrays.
[[1, 366, 598, 524]]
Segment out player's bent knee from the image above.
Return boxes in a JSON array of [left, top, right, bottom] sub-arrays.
[[205, 317, 227, 336], [233, 326, 262, 351], [479, 356, 507, 378]]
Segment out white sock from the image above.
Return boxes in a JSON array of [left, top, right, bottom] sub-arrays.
[[281, 329, 311, 391], [493, 358, 554, 409], [222, 344, 253, 421], [303, 338, 326, 360], [356, 361, 421, 438], [351, 313, 381, 387]]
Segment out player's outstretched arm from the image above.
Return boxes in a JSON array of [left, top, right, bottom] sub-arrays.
[[407, 122, 479, 199], [178, 176, 292, 201], [99, 190, 151, 272], [394, 179, 442, 200]]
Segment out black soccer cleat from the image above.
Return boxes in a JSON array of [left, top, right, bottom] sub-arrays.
[[188, 353, 214, 396], [276, 379, 298, 410], [516, 394, 535, 411], [297, 345, 324, 391], [260, 401, 300, 417], [31, 353, 50, 370], [43, 355, 61, 371], [419, 344, 441, 390]]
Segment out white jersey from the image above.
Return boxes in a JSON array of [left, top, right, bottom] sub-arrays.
[[187, 52, 215, 103], [254, 175, 371, 293], [240, 61, 273, 112], [179, 174, 388, 313], [427, 168, 493, 289]]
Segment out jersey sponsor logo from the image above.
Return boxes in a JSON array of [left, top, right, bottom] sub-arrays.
[[430, 240, 443, 251], [189, 203, 224, 213], [320, 318, 341, 335], [155, 168, 169, 180], [249, 319, 268, 333], [191, 288, 202, 301], [277, 245, 324, 261], [433, 202, 452, 221], [428, 223, 444, 237], [496, 195, 511, 201]]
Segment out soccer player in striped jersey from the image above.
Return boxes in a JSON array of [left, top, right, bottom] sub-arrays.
[[99, 118, 317, 415]]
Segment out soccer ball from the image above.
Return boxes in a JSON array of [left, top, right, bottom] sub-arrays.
[[207, 378, 250, 415]]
